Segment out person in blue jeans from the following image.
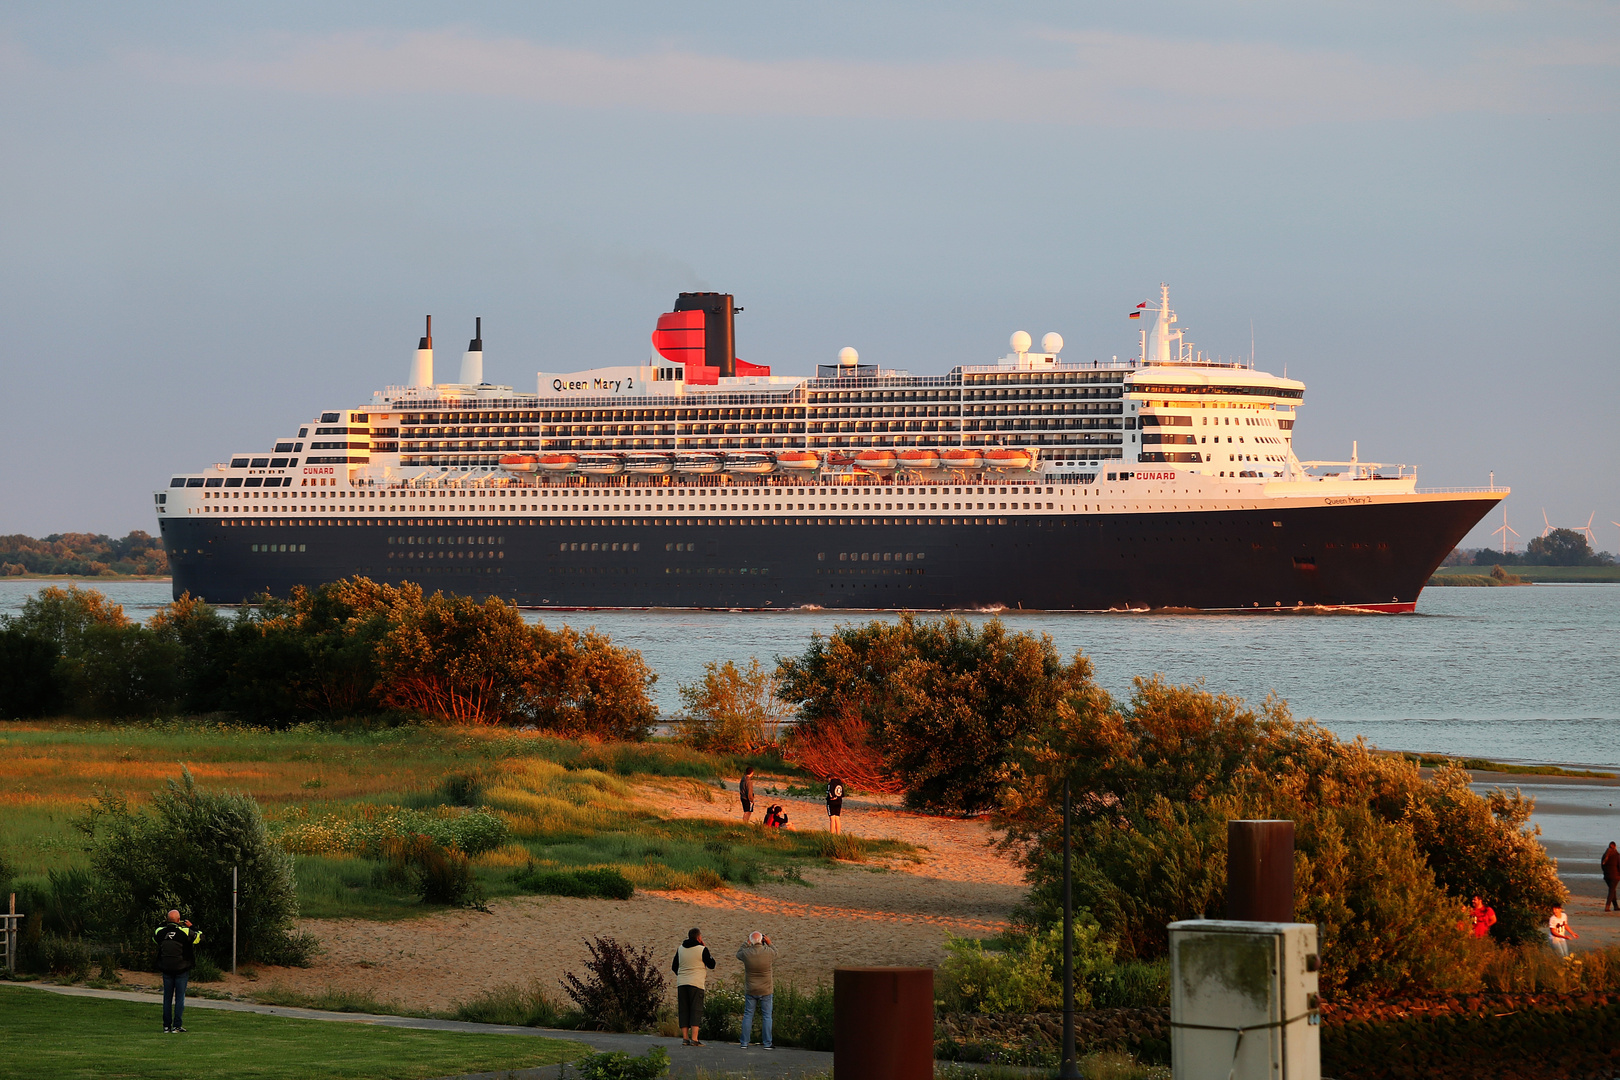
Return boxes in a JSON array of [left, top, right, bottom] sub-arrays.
[[153, 910, 203, 1033], [736, 931, 777, 1049]]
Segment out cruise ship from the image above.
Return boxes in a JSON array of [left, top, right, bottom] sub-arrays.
[[155, 287, 1504, 612]]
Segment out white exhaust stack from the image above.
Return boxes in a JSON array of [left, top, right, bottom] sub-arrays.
[[459, 317, 483, 385], [410, 315, 434, 387]]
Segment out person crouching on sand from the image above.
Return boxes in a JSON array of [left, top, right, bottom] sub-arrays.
[[672, 928, 715, 1046]]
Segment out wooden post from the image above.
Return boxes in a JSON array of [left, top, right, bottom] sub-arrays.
[[232, 866, 239, 974], [833, 968, 933, 1080], [1227, 820, 1295, 922]]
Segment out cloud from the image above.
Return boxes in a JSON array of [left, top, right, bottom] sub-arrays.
[[96, 24, 1620, 128]]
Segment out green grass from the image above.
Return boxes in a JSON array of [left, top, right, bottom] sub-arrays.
[[1425, 573, 1523, 587], [1401, 752, 1616, 779], [0, 984, 586, 1080], [1433, 564, 1620, 582]]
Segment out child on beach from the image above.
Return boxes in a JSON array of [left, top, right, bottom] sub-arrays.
[[1548, 906, 1578, 958]]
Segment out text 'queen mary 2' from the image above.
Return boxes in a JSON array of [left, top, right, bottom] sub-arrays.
[[156, 287, 1504, 612]]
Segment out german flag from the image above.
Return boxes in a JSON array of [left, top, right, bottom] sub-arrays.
[[1128, 311, 1142, 319]]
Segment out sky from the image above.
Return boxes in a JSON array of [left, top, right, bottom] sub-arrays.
[[1, 2, 1617, 550]]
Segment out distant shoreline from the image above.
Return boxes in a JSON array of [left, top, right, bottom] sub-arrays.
[[4, 575, 172, 583]]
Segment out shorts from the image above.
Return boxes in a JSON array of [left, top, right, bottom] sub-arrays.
[[827, 804, 841, 817], [678, 984, 706, 1028], [741, 795, 755, 813]]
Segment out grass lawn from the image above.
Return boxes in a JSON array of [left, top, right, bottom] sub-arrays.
[[1432, 564, 1620, 582], [0, 721, 913, 920], [0, 985, 586, 1080]]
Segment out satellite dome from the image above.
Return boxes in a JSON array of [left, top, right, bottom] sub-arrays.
[[1042, 332, 1063, 354], [838, 347, 859, 366], [1010, 331, 1032, 354]]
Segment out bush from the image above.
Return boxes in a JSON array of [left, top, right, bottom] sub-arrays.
[[561, 936, 668, 1032], [382, 835, 484, 908], [694, 978, 836, 1050], [675, 658, 789, 753], [84, 768, 309, 967], [510, 865, 634, 901], [566, 1047, 669, 1080], [1090, 959, 1171, 1009], [940, 927, 1113, 1014], [277, 805, 509, 859], [778, 615, 1093, 812], [998, 677, 1565, 997], [0, 628, 63, 718], [451, 981, 564, 1027], [191, 954, 224, 982], [22, 929, 92, 979]]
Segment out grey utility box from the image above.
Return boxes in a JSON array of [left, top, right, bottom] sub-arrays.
[[1168, 920, 1320, 1080]]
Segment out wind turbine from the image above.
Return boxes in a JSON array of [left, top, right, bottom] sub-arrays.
[[1493, 507, 1520, 553], [1575, 513, 1597, 544], [1541, 509, 1556, 537]]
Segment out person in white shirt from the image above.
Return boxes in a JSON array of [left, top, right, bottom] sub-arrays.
[[1548, 906, 1578, 958]]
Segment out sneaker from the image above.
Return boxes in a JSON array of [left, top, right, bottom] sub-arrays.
[[763, 1045, 773, 1050], [740, 1043, 750, 1049], [691, 1040, 704, 1047], [174, 1027, 187, 1033], [163, 1027, 172, 1034]]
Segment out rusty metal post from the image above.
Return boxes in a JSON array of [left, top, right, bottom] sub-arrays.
[[1227, 819, 1295, 922], [833, 967, 934, 1080]]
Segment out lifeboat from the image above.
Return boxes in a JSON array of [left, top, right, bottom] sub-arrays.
[[775, 450, 821, 472], [822, 450, 856, 468], [984, 448, 1035, 471], [675, 452, 723, 474], [939, 449, 983, 471], [623, 453, 674, 475], [498, 454, 540, 474], [854, 449, 897, 472], [577, 453, 624, 475], [538, 453, 580, 473], [725, 451, 776, 474], [896, 449, 940, 471]]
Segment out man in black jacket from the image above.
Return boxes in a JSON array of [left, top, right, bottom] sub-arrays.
[[154, 910, 203, 1033]]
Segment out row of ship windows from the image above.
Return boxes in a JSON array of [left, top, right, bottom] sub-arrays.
[[398, 412, 542, 424], [1141, 434, 1287, 445], [389, 535, 504, 546]]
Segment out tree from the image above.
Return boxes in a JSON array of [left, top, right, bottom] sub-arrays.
[[1525, 528, 1607, 566], [778, 615, 1092, 812], [675, 658, 789, 752], [0, 628, 63, 718], [526, 624, 659, 740]]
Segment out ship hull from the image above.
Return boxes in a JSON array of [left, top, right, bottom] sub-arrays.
[[160, 496, 1498, 612]]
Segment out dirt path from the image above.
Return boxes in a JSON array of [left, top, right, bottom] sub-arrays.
[[132, 780, 1028, 1013]]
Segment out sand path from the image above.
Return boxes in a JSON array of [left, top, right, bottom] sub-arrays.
[[139, 778, 1026, 1013]]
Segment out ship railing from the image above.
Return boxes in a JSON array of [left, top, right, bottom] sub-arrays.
[[1415, 486, 1511, 495]]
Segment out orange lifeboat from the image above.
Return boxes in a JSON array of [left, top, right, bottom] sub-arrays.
[[855, 449, 897, 472], [538, 453, 580, 473], [498, 454, 540, 474], [984, 448, 1035, 471], [940, 448, 983, 470], [775, 450, 821, 472], [896, 449, 940, 471]]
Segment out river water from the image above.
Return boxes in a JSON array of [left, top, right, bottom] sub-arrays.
[[2, 581, 1616, 770]]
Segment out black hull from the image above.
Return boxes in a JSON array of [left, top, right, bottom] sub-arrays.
[[159, 497, 1498, 613]]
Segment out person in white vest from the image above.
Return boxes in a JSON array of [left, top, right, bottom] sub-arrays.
[[671, 927, 716, 1046]]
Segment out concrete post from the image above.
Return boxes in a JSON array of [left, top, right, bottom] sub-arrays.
[[1227, 820, 1294, 923]]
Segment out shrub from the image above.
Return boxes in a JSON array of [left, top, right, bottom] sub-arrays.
[[191, 954, 224, 982], [997, 677, 1564, 997], [561, 936, 668, 1032], [510, 865, 635, 901], [1090, 959, 1171, 1009], [452, 980, 564, 1027], [277, 805, 509, 859], [940, 927, 1112, 1014], [566, 1047, 670, 1080], [675, 658, 789, 753], [382, 835, 484, 908], [83, 768, 309, 967], [22, 930, 92, 979], [778, 615, 1093, 812], [0, 628, 63, 718]]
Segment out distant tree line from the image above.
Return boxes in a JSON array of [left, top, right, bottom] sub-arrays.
[[0, 580, 657, 734], [1454, 528, 1615, 567], [0, 531, 169, 577]]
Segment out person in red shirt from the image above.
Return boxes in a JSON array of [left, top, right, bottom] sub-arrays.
[[1469, 896, 1498, 939]]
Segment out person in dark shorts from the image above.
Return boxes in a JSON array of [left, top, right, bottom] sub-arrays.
[[1603, 842, 1620, 912], [153, 909, 203, 1033], [672, 928, 716, 1045], [740, 766, 756, 824], [826, 777, 844, 834]]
